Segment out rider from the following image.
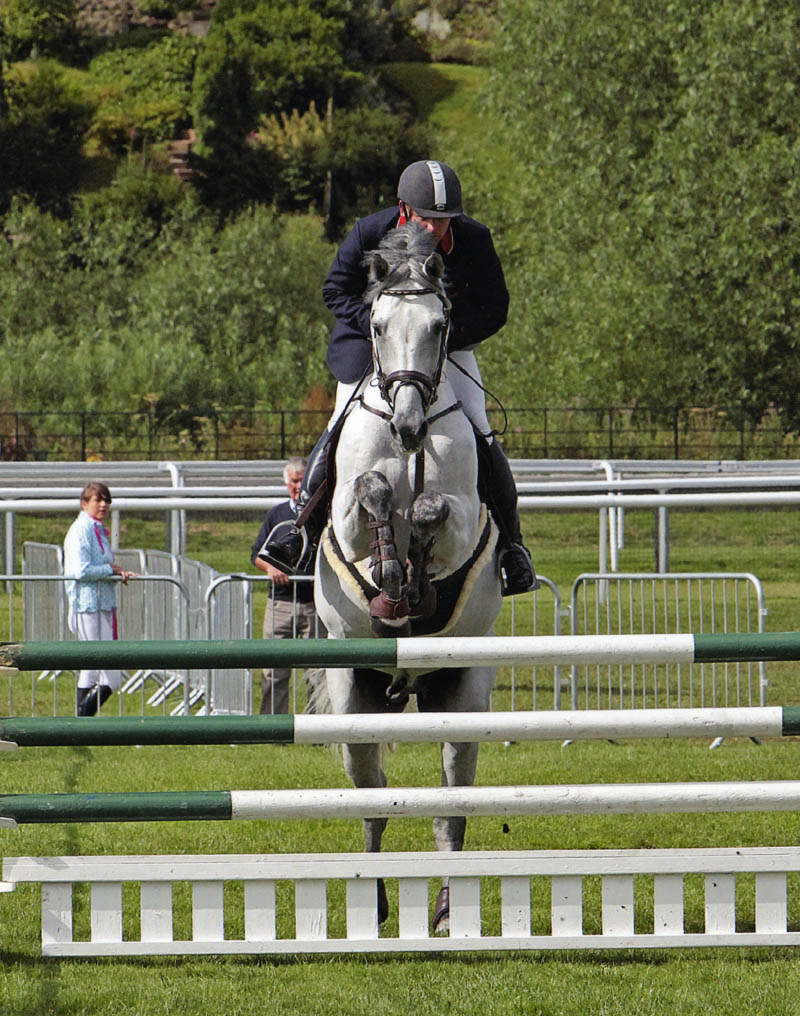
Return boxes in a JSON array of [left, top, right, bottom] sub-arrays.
[[259, 159, 536, 596]]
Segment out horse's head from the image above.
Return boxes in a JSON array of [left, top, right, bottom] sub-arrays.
[[364, 224, 451, 454]]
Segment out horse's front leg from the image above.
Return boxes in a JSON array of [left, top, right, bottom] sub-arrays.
[[327, 665, 399, 923], [407, 491, 449, 618], [353, 470, 410, 637], [417, 665, 495, 933]]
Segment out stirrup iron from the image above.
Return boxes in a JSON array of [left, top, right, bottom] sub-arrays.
[[256, 519, 310, 575]]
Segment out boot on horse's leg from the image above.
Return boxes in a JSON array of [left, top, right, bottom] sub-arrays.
[[484, 439, 538, 597], [257, 430, 329, 575]]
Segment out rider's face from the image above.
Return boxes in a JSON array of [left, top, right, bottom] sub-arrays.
[[404, 205, 452, 244]]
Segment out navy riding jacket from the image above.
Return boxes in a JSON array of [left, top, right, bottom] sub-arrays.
[[322, 206, 510, 384]]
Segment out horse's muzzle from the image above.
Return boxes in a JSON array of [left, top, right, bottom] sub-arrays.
[[391, 418, 428, 453]]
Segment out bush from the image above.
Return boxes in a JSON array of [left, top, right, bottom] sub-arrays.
[[0, 59, 92, 211], [87, 32, 198, 150], [0, 0, 77, 62]]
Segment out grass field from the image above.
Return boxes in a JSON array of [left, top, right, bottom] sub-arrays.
[[1, 502, 800, 1013]]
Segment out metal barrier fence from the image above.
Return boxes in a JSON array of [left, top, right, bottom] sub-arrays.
[[569, 573, 768, 713], [1, 574, 191, 717], [205, 574, 323, 716], [8, 545, 771, 721]]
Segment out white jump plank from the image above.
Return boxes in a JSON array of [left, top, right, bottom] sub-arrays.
[[449, 877, 481, 938], [705, 873, 736, 935], [551, 875, 582, 936], [653, 874, 684, 935], [346, 879, 379, 940], [398, 878, 429, 939], [41, 883, 72, 947], [501, 876, 531, 937], [602, 875, 634, 936], [140, 882, 173, 942], [296, 879, 327, 940], [244, 880, 276, 942], [91, 882, 122, 943], [755, 872, 787, 935], [192, 881, 224, 942]]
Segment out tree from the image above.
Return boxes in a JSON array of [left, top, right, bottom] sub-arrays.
[[0, 0, 77, 62], [0, 59, 91, 212], [486, 0, 800, 426]]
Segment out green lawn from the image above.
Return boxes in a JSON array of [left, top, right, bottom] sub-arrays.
[[1, 503, 800, 1014]]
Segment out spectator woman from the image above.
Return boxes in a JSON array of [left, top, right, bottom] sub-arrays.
[[63, 482, 134, 715]]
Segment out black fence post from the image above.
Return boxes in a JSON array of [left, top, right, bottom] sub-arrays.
[[673, 406, 680, 460], [608, 407, 614, 458], [81, 412, 87, 462], [543, 408, 548, 458]]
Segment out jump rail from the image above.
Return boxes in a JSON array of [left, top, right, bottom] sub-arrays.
[[3, 631, 800, 671], [5, 847, 800, 956], [2, 706, 800, 749], [5, 781, 800, 826]]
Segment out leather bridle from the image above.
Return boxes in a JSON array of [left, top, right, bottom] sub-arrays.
[[369, 285, 451, 414]]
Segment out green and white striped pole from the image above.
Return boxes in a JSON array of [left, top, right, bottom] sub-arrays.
[[2, 707, 800, 750], [5, 781, 800, 826], [3, 632, 800, 671]]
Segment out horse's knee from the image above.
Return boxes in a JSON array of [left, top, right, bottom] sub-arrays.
[[354, 470, 393, 519], [411, 492, 449, 533]]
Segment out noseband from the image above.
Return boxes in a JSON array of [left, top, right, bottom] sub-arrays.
[[370, 286, 451, 414]]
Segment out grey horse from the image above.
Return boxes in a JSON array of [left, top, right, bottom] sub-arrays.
[[313, 224, 503, 933]]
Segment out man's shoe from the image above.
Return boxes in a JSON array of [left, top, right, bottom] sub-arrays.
[[257, 520, 307, 575], [498, 544, 539, 597]]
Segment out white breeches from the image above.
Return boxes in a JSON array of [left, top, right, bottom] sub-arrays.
[[329, 350, 492, 439], [68, 609, 122, 690]]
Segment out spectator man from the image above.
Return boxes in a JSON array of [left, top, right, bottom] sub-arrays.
[[251, 457, 324, 714]]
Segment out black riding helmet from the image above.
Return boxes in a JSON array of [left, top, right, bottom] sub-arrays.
[[397, 160, 463, 218]]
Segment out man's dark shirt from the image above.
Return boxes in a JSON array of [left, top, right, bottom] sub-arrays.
[[250, 501, 314, 603]]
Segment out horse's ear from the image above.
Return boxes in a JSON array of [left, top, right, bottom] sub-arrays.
[[370, 254, 390, 282], [423, 252, 445, 281]]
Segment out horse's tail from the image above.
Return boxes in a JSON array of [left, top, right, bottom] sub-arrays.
[[304, 666, 332, 716], [303, 666, 392, 763]]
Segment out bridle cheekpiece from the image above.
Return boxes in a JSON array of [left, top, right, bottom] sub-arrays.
[[369, 284, 452, 414]]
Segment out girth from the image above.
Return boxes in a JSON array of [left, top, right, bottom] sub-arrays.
[[326, 510, 494, 637]]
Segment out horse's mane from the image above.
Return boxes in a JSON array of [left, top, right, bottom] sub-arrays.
[[362, 223, 447, 304]]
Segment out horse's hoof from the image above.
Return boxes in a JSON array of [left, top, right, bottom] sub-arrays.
[[432, 887, 450, 936], [377, 878, 389, 924]]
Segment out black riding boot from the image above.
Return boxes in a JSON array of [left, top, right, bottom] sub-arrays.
[[257, 430, 330, 575], [485, 440, 538, 597], [76, 684, 113, 717]]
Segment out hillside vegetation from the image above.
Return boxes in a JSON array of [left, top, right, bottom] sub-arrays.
[[2, 0, 800, 446]]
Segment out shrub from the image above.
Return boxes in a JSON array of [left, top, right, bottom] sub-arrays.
[[0, 59, 91, 211], [87, 32, 198, 150]]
